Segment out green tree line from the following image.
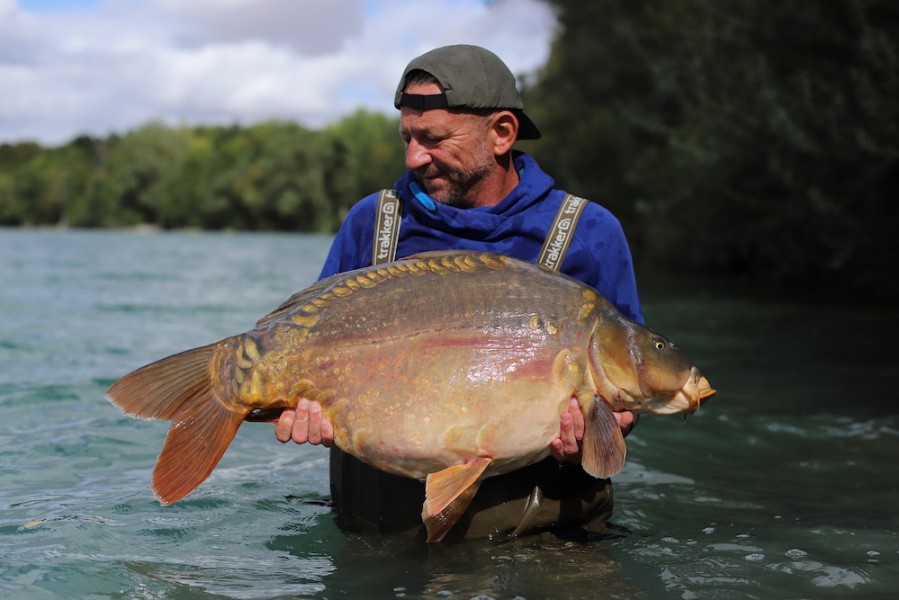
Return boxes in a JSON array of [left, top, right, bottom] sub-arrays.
[[0, 110, 405, 232], [1, 0, 896, 297]]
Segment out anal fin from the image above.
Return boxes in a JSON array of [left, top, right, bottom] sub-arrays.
[[422, 456, 492, 543], [580, 396, 627, 479]]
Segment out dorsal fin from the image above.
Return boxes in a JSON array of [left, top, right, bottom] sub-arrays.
[[399, 249, 483, 261], [255, 274, 343, 328]]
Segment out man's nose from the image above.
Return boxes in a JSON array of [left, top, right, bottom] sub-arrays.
[[405, 139, 431, 171]]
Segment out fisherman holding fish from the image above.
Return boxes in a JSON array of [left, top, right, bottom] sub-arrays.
[[106, 45, 714, 539], [275, 45, 644, 539]]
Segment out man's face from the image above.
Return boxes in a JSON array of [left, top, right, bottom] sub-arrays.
[[399, 82, 495, 208]]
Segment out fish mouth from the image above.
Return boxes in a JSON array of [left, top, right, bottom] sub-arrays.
[[689, 369, 716, 413], [647, 368, 716, 415], [698, 383, 716, 404]]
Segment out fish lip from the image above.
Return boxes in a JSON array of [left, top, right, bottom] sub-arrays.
[[689, 371, 716, 412], [699, 387, 717, 402], [690, 375, 717, 413]]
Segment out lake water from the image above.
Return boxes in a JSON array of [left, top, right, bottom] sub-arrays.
[[1, 228, 896, 599]]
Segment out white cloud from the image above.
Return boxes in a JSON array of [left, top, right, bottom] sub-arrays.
[[0, 0, 557, 145], [156, 0, 367, 54]]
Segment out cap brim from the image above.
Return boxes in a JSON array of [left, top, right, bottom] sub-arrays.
[[515, 110, 541, 140]]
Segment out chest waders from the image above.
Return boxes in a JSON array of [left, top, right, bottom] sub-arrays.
[[328, 192, 613, 539]]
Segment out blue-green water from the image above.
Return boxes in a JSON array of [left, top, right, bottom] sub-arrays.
[[1, 228, 896, 599]]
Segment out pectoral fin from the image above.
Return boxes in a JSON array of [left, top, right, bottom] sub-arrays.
[[422, 456, 492, 543], [580, 396, 627, 479]]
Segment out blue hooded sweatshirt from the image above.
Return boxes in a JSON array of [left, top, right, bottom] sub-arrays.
[[319, 151, 643, 323]]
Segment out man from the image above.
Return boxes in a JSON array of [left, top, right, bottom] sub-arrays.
[[275, 45, 642, 539]]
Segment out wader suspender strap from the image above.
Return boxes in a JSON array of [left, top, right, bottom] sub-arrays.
[[372, 189, 401, 266], [536, 194, 589, 271]]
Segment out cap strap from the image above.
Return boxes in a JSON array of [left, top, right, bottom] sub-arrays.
[[398, 93, 450, 110]]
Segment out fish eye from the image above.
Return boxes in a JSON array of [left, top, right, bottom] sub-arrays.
[[653, 338, 667, 350]]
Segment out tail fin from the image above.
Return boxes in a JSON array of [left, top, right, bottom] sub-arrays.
[[106, 343, 246, 504]]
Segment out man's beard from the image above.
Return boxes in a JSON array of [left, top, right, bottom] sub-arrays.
[[417, 145, 494, 208]]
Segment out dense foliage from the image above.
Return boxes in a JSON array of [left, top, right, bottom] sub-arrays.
[[0, 110, 405, 232], [2, 0, 896, 296], [527, 0, 898, 295]]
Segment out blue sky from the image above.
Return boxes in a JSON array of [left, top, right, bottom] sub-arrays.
[[0, 0, 556, 145]]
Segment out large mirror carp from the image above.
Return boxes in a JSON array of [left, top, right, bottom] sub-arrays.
[[107, 250, 715, 542]]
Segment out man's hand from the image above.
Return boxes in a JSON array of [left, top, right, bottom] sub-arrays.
[[275, 398, 334, 447], [549, 398, 638, 463]]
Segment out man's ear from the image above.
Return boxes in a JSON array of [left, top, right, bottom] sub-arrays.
[[488, 110, 519, 156]]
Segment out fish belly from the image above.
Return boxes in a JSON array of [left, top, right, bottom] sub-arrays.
[[302, 328, 586, 480], [250, 252, 601, 480]]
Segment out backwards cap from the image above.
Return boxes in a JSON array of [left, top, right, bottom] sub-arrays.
[[394, 44, 541, 140]]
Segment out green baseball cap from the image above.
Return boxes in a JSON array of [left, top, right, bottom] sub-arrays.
[[394, 44, 542, 140]]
